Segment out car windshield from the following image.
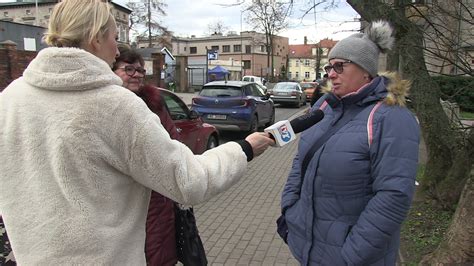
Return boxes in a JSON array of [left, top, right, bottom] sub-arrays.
[[273, 83, 296, 91], [300, 83, 316, 89], [199, 86, 243, 97]]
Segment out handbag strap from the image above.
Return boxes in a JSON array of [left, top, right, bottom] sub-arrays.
[[300, 105, 369, 178]]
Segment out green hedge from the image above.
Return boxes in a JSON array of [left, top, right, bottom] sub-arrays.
[[433, 76, 474, 112]]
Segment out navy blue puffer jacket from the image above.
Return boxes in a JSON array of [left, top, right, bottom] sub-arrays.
[[281, 75, 420, 265]]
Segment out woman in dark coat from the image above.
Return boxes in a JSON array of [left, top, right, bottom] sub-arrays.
[[113, 44, 178, 266]]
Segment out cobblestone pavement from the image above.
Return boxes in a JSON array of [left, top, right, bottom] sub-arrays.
[[193, 134, 300, 265], [177, 91, 299, 264]]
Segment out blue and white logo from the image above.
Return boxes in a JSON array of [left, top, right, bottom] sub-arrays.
[[278, 125, 292, 142]]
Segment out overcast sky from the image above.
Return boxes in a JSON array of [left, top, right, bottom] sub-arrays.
[[115, 0, 360, 44], [0, 0, 361, 44]]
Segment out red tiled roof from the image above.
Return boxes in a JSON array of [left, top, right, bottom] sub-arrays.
[[317, 38, 338, 48], [289, 39, 338, 58], [288, 44, 313, 58]]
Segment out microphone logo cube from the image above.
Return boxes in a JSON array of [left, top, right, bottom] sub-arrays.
[[264, 120, 296, 147], [278, 124, 292, 142]]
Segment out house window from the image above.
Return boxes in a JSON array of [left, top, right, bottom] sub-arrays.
[[305, 59, 310, 66], [222, 45, 230, 52], [26, 9, 31, 15], [190, 47, 197, 54], [211, 45, 219, 51], [412, 0, 432, 4], [295, 72, 299, 78], [3, 12, 8, 17], [245, 45, 251, 54], [288, 72, 292, 79], [288, 61, 291, 67], [295, 60, 299, 67], [305, 72, 310, 78], [243, 60, 251, 69], [233, 45, 241, 52], [119, 25, 126, 42], [260, 45, 265, 52]]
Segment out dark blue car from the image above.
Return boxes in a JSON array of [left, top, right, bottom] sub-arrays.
[[191, 81, 275, 133]]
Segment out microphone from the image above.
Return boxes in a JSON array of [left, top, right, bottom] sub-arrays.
[[264, 109, 325, 147]]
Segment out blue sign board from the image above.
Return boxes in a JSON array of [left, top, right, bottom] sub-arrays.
[[207, 50, 218, 60]]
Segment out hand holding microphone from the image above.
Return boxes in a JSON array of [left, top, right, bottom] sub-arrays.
[[265, 109, 325, 147]]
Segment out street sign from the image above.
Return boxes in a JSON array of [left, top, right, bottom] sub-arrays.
[[207, 50, 218, 60]]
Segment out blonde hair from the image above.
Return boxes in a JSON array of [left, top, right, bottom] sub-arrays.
[[44, 0, 114, 48]]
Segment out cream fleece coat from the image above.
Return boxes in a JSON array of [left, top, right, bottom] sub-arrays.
[[0, 47, 248, 265]]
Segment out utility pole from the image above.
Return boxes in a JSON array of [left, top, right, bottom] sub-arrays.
[[240, 10, 243, 79], [35, 0, 39, 26], [147, 0, 152, 48], [205, 46, 209, 83]]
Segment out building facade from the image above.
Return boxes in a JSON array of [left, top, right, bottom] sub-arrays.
[[288, 37, 337, 82], [145, 31, 289, 88], [0, 0, 131, 43]]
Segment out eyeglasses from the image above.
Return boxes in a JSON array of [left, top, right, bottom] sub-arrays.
[[117, 65, 146, 76], [324, 61, 352, 74]]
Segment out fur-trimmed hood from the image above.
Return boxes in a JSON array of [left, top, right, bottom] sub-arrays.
[[23, 47, 123, 91], [323, 72, 411, 107]]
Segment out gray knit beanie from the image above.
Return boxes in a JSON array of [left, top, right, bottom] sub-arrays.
[[328, 21, 394, 77]]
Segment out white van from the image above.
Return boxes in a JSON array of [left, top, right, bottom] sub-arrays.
[[242, 75, 267, 87]]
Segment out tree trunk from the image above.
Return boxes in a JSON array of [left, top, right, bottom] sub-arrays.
[[347, 0, 470, 207], [421, 167, 474, 263], [270, 35, 275, 81], [265, 29, 271, 81]]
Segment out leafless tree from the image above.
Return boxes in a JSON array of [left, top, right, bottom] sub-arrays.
[[244, 0, 293, 81], [207, 19, 230, 36], [127, 0, 171, 48]]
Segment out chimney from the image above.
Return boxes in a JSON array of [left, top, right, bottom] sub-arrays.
[[304, 36, 307, 45]]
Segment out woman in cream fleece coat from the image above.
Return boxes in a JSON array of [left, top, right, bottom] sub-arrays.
[[0, 1, 273, 265]]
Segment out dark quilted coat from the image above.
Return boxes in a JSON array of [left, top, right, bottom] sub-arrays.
[[281, 75, 420, 265], [136, 85, 179, 266]]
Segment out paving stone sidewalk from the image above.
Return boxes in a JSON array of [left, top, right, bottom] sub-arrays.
[[193, 135, 300, 265]]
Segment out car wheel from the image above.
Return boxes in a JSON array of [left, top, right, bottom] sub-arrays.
[[295, 99, 301, 108], [265, 108, 275, 127], [206, 135, 219, 150], [248, 115, 258, 133]]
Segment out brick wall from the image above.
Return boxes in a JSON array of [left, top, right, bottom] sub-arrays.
[[0, 41, 37, 92], [0, 42, 168, 92]]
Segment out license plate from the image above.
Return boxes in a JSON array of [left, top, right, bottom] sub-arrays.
[[276, 92, 287, 95], [207, 114, 226, 120]]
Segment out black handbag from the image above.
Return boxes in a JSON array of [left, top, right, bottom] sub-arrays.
[[175, 206, 208, 266]]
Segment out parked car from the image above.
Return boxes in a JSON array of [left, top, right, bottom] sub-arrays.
[[300, 81, 319, 101], [158, 88, 219, 154], [242, 75, 267, 90], [191, 81, 275, 133], [269, 82, 307, 107]]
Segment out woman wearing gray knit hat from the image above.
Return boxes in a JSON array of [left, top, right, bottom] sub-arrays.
[[279, 21, 420, 265]]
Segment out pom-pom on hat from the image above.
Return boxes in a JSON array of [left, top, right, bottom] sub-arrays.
[[328, 20, 394, 77]]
